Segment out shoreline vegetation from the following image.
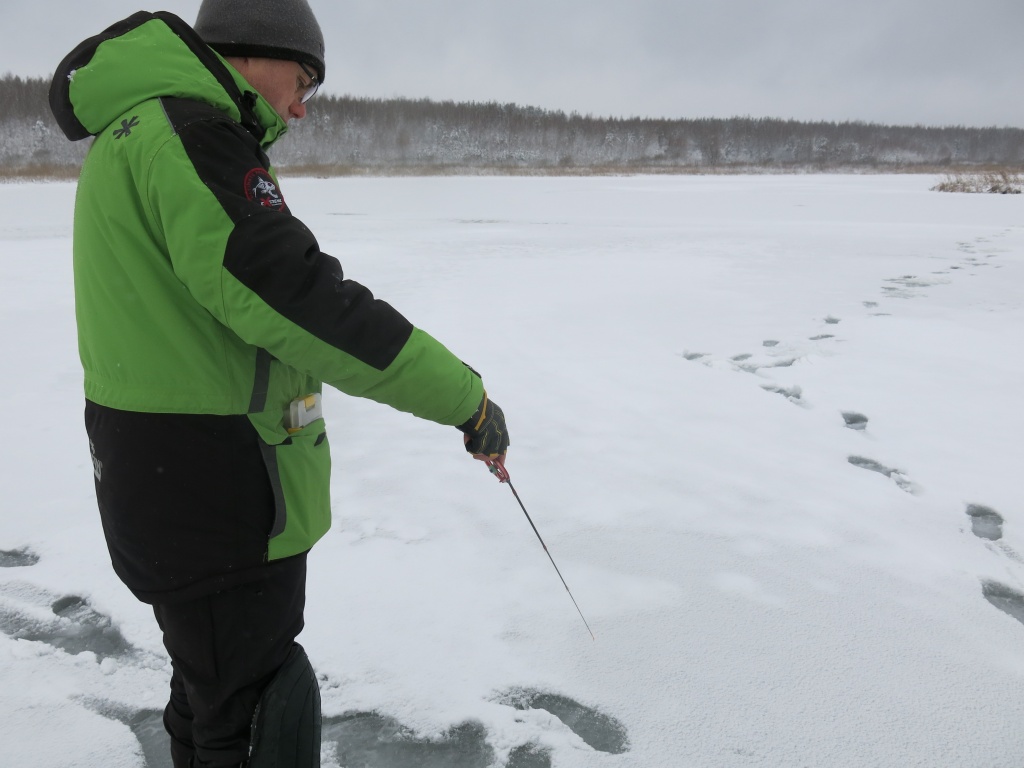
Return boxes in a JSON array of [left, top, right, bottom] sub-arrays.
[[4, 75, 1023, 184]]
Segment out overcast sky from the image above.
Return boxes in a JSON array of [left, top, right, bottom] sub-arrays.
[[6, 0, 1022, 127]]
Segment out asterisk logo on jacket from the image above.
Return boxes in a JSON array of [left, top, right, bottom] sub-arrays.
[[113, 116, 140, 139]]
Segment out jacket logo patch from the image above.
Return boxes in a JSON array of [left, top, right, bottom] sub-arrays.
[[113, 116, 139, 139], [244, 168, 287, 211]]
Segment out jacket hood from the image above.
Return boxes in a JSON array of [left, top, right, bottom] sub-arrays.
[[48, 11, 287, 147]]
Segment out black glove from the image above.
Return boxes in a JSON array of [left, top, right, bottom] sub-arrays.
[[457, 393, 509, 459]]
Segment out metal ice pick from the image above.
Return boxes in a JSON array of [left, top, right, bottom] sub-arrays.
[[485, 459, 595, 641]]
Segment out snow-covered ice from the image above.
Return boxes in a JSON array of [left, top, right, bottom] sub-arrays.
[[1, 174, 1023, 767]]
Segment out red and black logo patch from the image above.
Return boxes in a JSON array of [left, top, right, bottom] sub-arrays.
[[244, 168, 287, 211]]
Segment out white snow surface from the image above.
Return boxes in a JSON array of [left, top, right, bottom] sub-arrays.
[[1, 174, 1023, 767]]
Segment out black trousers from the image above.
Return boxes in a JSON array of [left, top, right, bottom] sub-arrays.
[[152, 553, 308, 768]]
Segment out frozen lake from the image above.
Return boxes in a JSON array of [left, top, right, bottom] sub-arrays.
[[1, 174, 1022, 767]]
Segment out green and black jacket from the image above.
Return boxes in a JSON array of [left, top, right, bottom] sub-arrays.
[[50, 12, 483, 601]]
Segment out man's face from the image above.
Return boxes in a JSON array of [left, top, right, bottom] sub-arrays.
[[232, 58, 318, 122]]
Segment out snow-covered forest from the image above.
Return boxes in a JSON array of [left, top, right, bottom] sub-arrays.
[[4, 74, 1024, 175]]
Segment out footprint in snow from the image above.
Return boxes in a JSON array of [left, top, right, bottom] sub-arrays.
[[0, 581, 136, 661], [496, 688, 630, 755], [0, 547, 39, 568], [966, 504, 1004, 541], [881, 275, 949, 300], [841, 412, 869, 431], [847, 456, 918, 494], [761, 383, 804, 405], [982, 581, 1024, 628], [864, 291, 892, 311], [728, 352, 799, 375]]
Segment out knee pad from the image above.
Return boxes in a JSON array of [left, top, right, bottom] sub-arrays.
[[249, 644, 321, 768]]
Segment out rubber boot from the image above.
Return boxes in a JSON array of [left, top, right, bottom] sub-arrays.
[[248, 644, 321, 767]]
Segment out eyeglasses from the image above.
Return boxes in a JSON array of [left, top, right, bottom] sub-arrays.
[[297, 61, 320, 104]]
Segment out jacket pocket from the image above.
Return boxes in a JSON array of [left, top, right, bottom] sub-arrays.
[[252, 416, 332, 561]]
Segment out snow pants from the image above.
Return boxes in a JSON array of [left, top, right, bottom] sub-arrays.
[[152, 552, 307, 768], [85, 401, 316, 764]]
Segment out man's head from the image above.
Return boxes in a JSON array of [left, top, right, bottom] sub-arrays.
[[195, 0, 325, 120]]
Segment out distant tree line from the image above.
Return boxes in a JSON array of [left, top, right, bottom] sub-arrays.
[[3, 74, 1023, 177], [0, 75, 91, 174], [279, 96, 1024, 172]]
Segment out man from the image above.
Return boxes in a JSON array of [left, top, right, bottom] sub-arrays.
[[48, 2, 509, 766]]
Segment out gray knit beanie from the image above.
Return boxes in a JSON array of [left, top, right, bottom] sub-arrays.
[[194, 0, 326, 83]]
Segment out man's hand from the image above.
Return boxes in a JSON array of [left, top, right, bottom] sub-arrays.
[[457, 392, 509, 480]]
